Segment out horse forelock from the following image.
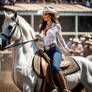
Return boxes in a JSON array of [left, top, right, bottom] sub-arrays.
[[4, 13, 14, 19], [3, 13, 16, 30]]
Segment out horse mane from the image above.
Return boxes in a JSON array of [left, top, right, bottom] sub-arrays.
[[17, 15, 38, 53], [4, 13, 15, 24], [17, 15, 36, 40]]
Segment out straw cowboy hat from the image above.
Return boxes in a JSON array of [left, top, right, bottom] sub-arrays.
[[80, 37, 85, 41], [82, 34, 91, 39], [69, 38, 73, 41], [73, 38, 81, 43], [37, 6, 59, 18], [85, 39, 92, 46]]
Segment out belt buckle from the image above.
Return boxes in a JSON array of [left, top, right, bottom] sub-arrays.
[[44, 44, 56, 51], [50, 44, 56, 48], [45, 46, 50, 51], [51, 44, 54, 48]]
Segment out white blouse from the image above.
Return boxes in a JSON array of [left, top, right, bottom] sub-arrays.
[[40, 23, 70, 52]]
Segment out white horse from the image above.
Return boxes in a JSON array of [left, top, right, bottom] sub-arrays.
[[1, 12, 92, 92]]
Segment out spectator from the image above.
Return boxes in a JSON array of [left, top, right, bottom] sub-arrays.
[[49, 0, 62, 3], [70, 38, 83, 56], [1, 0, 15, 5], [67, 38, 73, 49], [20, 0, 24, 2], [83, 0, 90, 7], [26, 0, 30, 2], [8, 0, 15, 5], [1, 0, 8, 4], [80, 34, 92, 48], [83, 39, 92, 57], [30, 0, 40, 3]]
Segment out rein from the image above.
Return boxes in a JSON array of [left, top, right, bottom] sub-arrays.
[[4, 39, 35, 50]]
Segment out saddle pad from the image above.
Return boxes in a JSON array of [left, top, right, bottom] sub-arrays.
[[33, 50, 55, 88], [60, 56, 80, 75], [33, 50, 50, 78]]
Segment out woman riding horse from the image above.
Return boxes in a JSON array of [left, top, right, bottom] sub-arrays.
[[37, 6, 71, 92]]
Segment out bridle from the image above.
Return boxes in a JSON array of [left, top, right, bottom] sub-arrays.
[[1, 17, 35, 50], [1, 17, 19, 43]]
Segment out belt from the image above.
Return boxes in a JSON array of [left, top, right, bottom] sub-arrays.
[[44, 43, 57, 51]]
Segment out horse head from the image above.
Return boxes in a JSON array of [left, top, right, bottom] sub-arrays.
[[0, 11, 36, 51], [0, 12, 20, 50]]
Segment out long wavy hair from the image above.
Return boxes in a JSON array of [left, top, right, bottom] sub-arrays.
[[39, 13, 59, 33]]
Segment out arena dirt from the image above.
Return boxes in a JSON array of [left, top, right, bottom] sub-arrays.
[[0, 71, 87, 92]]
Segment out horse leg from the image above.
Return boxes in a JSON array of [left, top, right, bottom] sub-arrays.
[[23, 82, 34, 92]]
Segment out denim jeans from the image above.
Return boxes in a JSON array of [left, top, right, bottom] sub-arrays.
[[44, 46, 62, 72]]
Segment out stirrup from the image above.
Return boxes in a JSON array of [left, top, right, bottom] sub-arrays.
[[63, 89, 70, 92]]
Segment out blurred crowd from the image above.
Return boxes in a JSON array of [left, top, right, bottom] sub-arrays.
[[67, 34, 92, 57], [0, 0, 92, 8]]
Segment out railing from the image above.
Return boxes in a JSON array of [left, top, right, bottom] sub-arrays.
[[35, 32, 92, 36], [61, 32, 92, 36]]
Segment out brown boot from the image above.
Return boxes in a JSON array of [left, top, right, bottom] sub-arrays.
[[56, 71, 70, 92]]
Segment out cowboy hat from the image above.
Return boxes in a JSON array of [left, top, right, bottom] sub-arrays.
[[69, 38, 73, 41], [37, 6, 59, 18], [82, 34, 91, 39], [85, 39, 92, 46], [73, 38, 81, 43], [80, 37, 85, 41]]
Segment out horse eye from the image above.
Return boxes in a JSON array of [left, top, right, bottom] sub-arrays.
[[49, 7, 53, 9], [8, 25, 12, 30]]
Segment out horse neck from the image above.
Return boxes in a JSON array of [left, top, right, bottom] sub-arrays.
[[18, 34, 38, 55], [14, 16, 38, 59]]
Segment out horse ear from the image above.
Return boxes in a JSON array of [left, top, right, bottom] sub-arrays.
[[4, 11, 10, 19], [14, 12, 17, 18]]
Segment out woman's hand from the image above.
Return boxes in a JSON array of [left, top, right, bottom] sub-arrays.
[[35, 35, 40, 41], [35, 35, 43, 41], [35, 38, 39, 41]]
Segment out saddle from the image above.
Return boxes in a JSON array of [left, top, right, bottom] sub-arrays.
[[60, 55, 80, 75], [33, 49, 80, 88]]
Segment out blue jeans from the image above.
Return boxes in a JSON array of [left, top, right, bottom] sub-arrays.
[[44, 46, 62, 72]]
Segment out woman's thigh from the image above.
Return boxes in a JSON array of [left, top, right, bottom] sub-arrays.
[[52, 51, 62, 68]]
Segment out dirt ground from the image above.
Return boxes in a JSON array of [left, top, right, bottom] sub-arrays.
[[0, 71, 87, 92], [0, 71, 21, 92]]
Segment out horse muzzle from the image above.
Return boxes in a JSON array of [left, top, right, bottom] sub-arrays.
[[0, 37, 7, 51]]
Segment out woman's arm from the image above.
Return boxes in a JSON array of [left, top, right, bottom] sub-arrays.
[[56, 26, 71, 55], [57, 31, 70, 51], [35, 32, 44, 41]]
